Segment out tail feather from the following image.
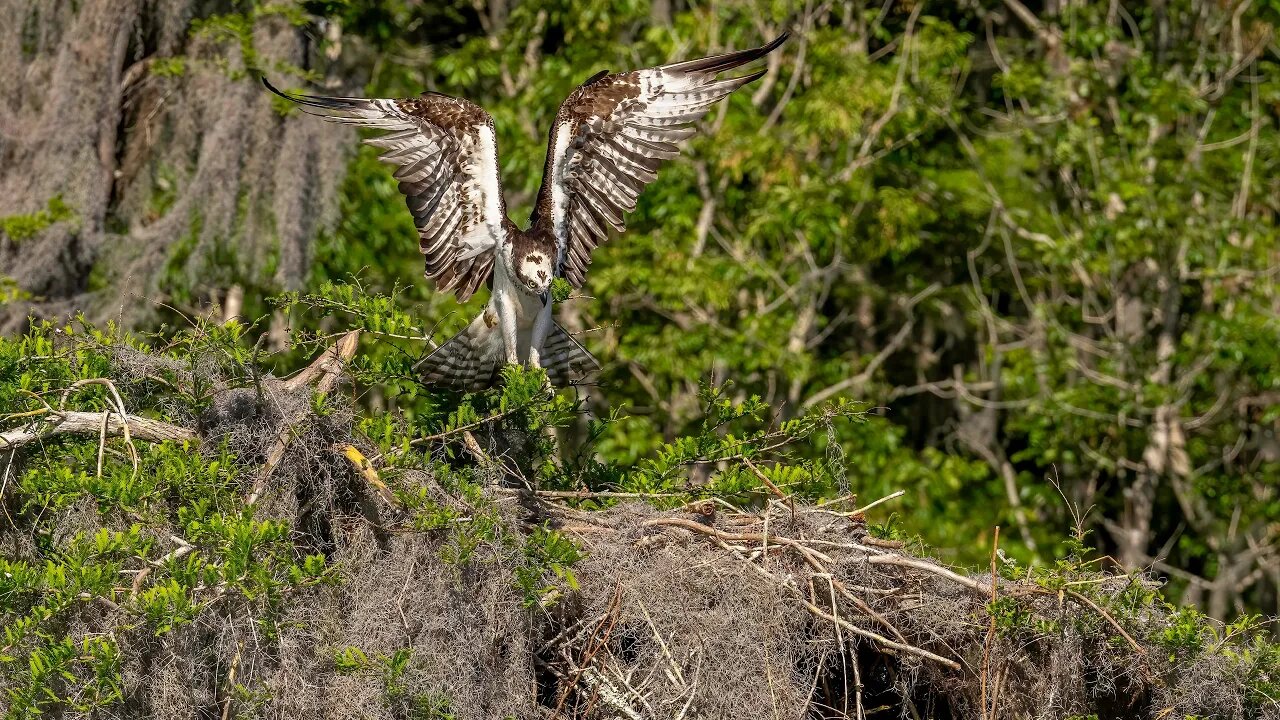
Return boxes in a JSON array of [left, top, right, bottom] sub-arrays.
[[541, 323, 600, 387], [417, 319, 599, 391], [416, 320, 504, 392]]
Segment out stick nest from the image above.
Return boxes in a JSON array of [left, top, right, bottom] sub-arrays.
[[1, 335, 1272, 720]]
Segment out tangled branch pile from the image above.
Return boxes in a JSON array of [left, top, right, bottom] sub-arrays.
[[258, 488, 1274, 719], [1, 325, 1277, 720]]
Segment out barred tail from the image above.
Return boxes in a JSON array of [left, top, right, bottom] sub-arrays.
[[416, 316, 503, 392], [417, 318, 599, 391], [541, 323, 600, 387]]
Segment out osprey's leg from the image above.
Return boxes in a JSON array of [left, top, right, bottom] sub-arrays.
[[527, 296, 553, 368], [495, 288, 520, 366]]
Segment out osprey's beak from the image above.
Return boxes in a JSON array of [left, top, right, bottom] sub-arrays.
[[540, 291, 551, 305]]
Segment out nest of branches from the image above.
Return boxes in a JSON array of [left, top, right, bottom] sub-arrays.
[[0, 331, 1268, 720], [178, 484, 1258, 720]]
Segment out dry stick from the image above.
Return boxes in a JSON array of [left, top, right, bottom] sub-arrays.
[[60, 378, 141, 478], [672, 652, 701, 720], [541, 611, 612, 654], [798, 649, 828, 719], [219, 643, 243, 720], [826, 576, 912, 646], [649, 519, 963, 670], [396, 556, 418, 638], [282, 330, 360, 392], [762, 641, 782, 720], [742, 457, 795, 517], [640, 517, 835, 570], [849, 640, 866, 720], [825, 575, 854, 720], [0, 411, 196, 451], [636, 600, 684, 684], [1000, 0, 1062, 46], [1, 448, 17, 529], [1, 403, 55, 423], [850, 489, 905, 517], [494, 489, 686, 500], [865, 554, 989, 594], [801, 597, 960, 670], [130, 535, 197, 595], [762, 500, 771, 570], [981, 526, 1000, 720], [863, 536, 906, 549], [661, 519, 923, 585], [552, 585, 623, 719], [96, 410, 109, 478], [460, 429, 508, 478], [246, 330, 360, 505], [644, 506, 1145, 669], [816, 492, 857, 508], [1061, 588, 1146, 656]]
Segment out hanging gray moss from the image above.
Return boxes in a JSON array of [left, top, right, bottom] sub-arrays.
[[0, 0, 349, 332]]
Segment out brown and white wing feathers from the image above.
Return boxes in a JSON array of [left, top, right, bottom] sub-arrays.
[[264, 78, 506, 302], [533, 33, 788, 287]]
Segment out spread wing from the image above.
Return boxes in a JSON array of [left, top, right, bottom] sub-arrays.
[[531, 33, 788, 287], [264, 78, 506, 302]]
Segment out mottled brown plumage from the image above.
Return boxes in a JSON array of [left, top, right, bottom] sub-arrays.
[[529, 32, 788, 287], [395, 94, 488, 135], [263, 32, 787, 388], [263, 79, 505, 303]]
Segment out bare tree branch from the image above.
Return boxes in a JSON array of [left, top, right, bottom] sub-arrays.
[[0, 411, 196, 451]]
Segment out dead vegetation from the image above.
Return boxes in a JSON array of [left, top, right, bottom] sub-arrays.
[[2, 333, 1275, 720], [0, 0, 348, 332]]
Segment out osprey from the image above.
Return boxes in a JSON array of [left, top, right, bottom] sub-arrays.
[[264, 33, 787, 390]]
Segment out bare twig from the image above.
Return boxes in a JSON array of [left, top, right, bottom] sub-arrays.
[[0, 411, 196, 451], [981, 526, 1000, 720], [851, 490, 905, 517], [800, 598, 962, 670], [219, 643, 243, 720], [246, 331, 360, 505], [494, 488, 685, 500], [742, 457, 795, 515], [1062, 588, 1145, 656]]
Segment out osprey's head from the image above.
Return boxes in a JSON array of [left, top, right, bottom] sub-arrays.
[[515, 250, 553, 295]]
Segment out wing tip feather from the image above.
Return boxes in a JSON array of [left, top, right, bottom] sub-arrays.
[[261, 75, 366, 112], [672, 31, 791, 75]]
